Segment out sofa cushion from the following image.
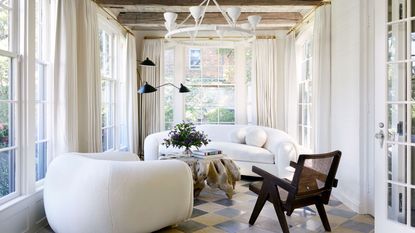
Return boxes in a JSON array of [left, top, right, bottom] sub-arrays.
[[245, 128, 267, 147], [229, 128, 247, 144], [205, 142, 274, 164]]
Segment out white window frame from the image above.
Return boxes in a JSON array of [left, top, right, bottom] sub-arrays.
[[296, 25, 314, 150], [98, 14, 127, 152], [184, 46, 237, 125], [0, 0, 21, 206], [34, 0, 52, 185], [161, 44, 250, 128]]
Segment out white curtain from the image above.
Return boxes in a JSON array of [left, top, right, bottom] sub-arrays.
[[284, 34, 298, 139], [139, 39, 164, 154], [252, 39, 279, 128], [312, 4, 332, 152], [52, 0, 101, 158], [125, 34, 139, 154], [76, 0, 101, 153], [53, 0, 78, 157]]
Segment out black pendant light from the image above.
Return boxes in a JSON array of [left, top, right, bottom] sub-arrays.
[[138, 82, 157, 94], [179, 84, 190, 93], [140, 57, 156, 67]]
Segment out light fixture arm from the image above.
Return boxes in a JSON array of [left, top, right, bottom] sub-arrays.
[[155, 82, 180, 90], [212, 0, 233, 25]]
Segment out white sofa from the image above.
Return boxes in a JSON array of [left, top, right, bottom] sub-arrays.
[[44, 152, 193, 233], [144, 124, 298, 177]]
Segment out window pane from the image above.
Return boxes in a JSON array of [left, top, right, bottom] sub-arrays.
[[200, 48, 216, 67], [35, 104, 46, 140], [99, 30, 111, 77], [0, 7, 10, 51], [386, 143, 407, 183], [186, 68, 201, 84], [0, 0, 11, 8], [35, 63, 47, 101], [203, 107, 218, 123], [388, 0, 407, 22], [35, 142, 47, 181], [101, 104, 109, 127], [218, 66, 235, 84], [387, 183, 407, 224], [202, 66, 218, 83], [108, 127, 114, 150], [388, 23, 407, 62], [0, 55, 11, 100], [219, 108, 235, 123], [188, 48, 201, 70], [245, 47, 252, 83], [102, 128, 108, 151], [119, 124, 127, 149], [218, 48, 234, 66], [0, 103, 13, 149], [388, 104, 407, 142], [0, 149, 15, 197]]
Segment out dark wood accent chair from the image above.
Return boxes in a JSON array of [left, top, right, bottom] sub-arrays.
[[248, 150, 342, 233]]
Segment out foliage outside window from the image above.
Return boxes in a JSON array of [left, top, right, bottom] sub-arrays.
[[298, 40, 313, 149], [184, 47, 236, 125]]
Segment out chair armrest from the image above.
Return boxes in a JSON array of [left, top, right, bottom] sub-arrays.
[[252, 166, 296, 193], [289, 161, 297, 168]]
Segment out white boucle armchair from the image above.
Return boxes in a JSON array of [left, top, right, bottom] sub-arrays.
[[44, 152, 193, 233]]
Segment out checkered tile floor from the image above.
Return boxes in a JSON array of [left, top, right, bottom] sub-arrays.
[[39, 179, 374, 233]]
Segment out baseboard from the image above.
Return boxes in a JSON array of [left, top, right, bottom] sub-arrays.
[[332, 189, 361, 214]]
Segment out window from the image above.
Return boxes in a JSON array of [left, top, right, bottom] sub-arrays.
[[35, 0, 50, 181], [98, 22, 128, 152], [163, 48, 175, 130], [99, 29, 115, 152], [298, 40, 313, 149], [184, 47, 235, 124], [245, 47, 253, 124], [0, 0, 18, 202]]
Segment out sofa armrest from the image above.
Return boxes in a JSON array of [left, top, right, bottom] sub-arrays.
[[144, 131, 169, 161], [263, 137, 298, 178]]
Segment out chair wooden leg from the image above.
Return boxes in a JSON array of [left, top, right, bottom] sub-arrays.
[[315, 203, 331, 232], [249, 188, 268, 225], [270, 187, 290, 233]]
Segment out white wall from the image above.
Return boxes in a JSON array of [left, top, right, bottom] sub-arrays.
[[0, 191, 47, 233], [331, 0, 370, 213]]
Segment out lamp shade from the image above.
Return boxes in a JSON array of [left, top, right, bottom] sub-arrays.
[[248, 15, 262, 30], [138, 82, 157, 94], [179, 83, 190, 93], [226, 7, 241, 24], [140, 57, 156, 67]]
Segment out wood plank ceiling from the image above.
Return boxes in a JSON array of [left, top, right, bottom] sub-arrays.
[[96, 0, 323, 31]]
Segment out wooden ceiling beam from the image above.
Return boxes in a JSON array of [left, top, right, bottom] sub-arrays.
[[96, 0, 322, 6], [118, 12, 302, 25]]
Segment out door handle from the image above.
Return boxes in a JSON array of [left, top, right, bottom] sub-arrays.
[[375, 130, 385, 148]]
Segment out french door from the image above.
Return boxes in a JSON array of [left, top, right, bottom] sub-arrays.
[[375, 0, 415, 232]]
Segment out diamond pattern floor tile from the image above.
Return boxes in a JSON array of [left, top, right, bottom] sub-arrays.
[[40, 178, 373, 233]]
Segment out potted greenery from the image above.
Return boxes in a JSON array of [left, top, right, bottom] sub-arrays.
[[163, 122, 210, 155]]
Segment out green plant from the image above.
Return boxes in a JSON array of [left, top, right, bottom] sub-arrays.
[[163, 122, 210, 151]]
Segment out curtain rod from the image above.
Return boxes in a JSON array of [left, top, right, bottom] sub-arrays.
[[144, 35, 277, 40], [92, 0, 134, 36], [286, 0, 331, 35]]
